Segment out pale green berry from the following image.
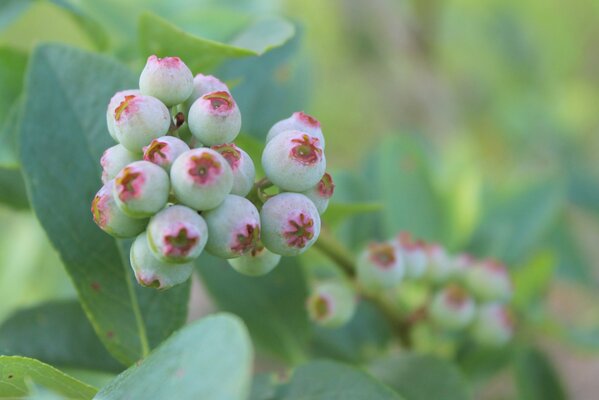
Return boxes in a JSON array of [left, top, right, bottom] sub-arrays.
[[101, 144, 139, 183], [203, 195, 260, 259], [130, 232, 194, 290], [146, 205, 208, 264], [267, 111, 325, 148], [451, 253, 475, 281], [260, 193, 321, 256], [106, 89, 140, 142], [91, 180, 147, 238], [211, 143, 255, 196], [425, 244, 452, 283], [113, 161, 170, 218], [471, 303, 514, 346], [188, 91, 241, 146], [357, 242, 405, 291], [394, 232, 428, 279], [143, 136, 190, 172], [185, 74, 229, 113], [170, 148, 233, 210], [227, 244, 281, 276], [112, 94, 171, 153], [139, 55, 194, 106], [465, 260, 512, 302], [300, 172, 334, 214], [262, 130, 326, 192], [429, 284, 476, 330], [306, 282, 356, 328]]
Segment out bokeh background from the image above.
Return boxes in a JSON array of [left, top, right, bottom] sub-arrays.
[[1, 0, 599, 398]]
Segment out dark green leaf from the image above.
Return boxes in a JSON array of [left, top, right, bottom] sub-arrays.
[[0, 46, 27, 168], [0, 0, 33, 31], [514, 347, 566, 400], [0, 168, 28, 209]]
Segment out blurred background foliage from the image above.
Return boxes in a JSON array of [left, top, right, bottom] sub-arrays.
[[1, 0, 599, 398]]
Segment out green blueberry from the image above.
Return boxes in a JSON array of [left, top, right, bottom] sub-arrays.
[[267, 111, 325, 148], [211, 143, 255, 197], [429, 284, 476, 331], [300, 172, 335, 214], [113, 160, 170, 218], [101, 144, 139, 183], [227, 244, 281, 276], [357, 241, 405, 291], [91, 180, 147, 238], [143, 136, 190, 172], [188, 91, 241, 146], [306, 281, 356, 328]]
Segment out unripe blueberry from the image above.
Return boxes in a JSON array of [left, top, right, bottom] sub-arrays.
[[394, 232, 428, 279], [185, 74, 229, 112], [170, 148, 233, 210], [146, 205, 208, 264], [91, 180, 147, 238], [100, 144, 139, 183], [112, 94, 171, 153], [211, 143, 255, 197], [188, 91, 241, 146], [262, 130, 326, 192], [139, 55, 194, 106], [203, 195, 261, 259], [113, 161, 170, 218], [260, 193, 321, 256], [425, 244, 452, 283], [106, 89, 141, 142], [465, 259, 512, 302], [130, 233, 194, 290], [227, 244, 281, 276], [267, 111, 325, 148], [306, 282, 356, 328], [471, 303, 514, 346], [300, 172, 335, 214], [429, 284, 476, 330], [143, 136, 190, 172], [357, 242, 405, 290], [451, 253, 475, 281]]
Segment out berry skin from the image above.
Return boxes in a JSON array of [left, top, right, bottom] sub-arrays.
[[100, 144, 139, 184], [130, 233, 194, 290], [395, 232, 428, 279], [425, 244, 452, 283], [91, 180, 148, 238], [139, 55, 194, 106], [260, 193, 321, 256], [227, 244, 281, 276], [147, 205, 208, 264], [465, 259, 512, 301], [112, 94, 171, 153], [188, 91, 241, 146], [185, 74, 229, 113], [306, 282, 356, 328], [170, 148, 233, 210], [300, 172, 335, 214], [267, 111, 325, 148], [203, 195, 261, 259], [357, 242, 405, 290], [143, 136, 190, 172], [112, 161, 170, 218], [211, 143, 256, 197], [429, 284, 476, 330], [471, 303, 514, 346], [262, 130, 327, 192], [106, 89, 141, 142]]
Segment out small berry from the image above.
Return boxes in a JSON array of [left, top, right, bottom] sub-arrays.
[[425, 244, 452, 283], [112, 161, 170, 218], [112, 94, 171, 152], [260, 193, 321, 256], [471, 303, 514, 346], [211, 143, 255, 197], [203, 195, 261, 259], [395, 232, 428, 279], [188, 91, 241, 146], [106, 89, 141, 142], [146, 205, 208, 264], [100, 144, 139, 183], [262, 130, 326, 192], [465, 259, 512, 301], [429, 284, 476, 330], [301, 172, 335, 214], [267, 112, 325, 148], [91, 180, 147, 238], [451, 253, 475, 280], [130, 233, 194, 290], [143, 136, 190, 172], [170, 148, 233, 210], [139, 55, 194, 106], [357, 242, 405, 290], [227, 244, 281, 276], [306, 282, 356, 328], [185, 74, 229, 112]]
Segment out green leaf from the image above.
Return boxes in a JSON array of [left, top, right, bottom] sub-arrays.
[[139, 12, 295, 72], [514, 347, 566, 400], [95, 314, 253, 400], [0, 0, 33, 31], [278, 360, 402, 399], [19, 43, 189, 366], [48, 0, 109, 51], [0, 301, 122, 373], [369, 353, 470, 400], [196, 254, 309, 363], [0, 46, 27, 168], [512, 251, 555, 310], [249, 374, 277, 400], [0, 168, 28, 209], [0, 356, 97, 399], [323, 202, 383, 228]]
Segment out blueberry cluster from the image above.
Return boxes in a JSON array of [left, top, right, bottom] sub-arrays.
[[92, 55, 334, 290]]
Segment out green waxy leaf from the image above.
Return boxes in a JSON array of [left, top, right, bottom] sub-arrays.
[[0, 0, 34, 31], [514, 347, 566, 400], [0, 168, 28, 209], [94, 314, 253, 400]]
